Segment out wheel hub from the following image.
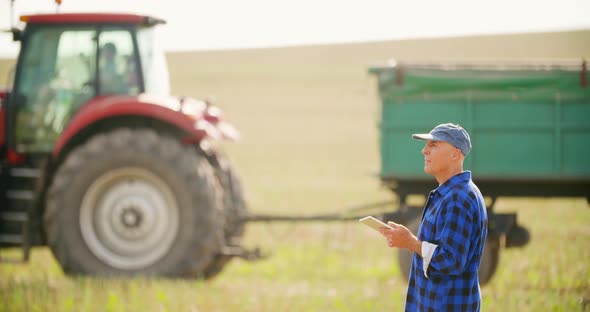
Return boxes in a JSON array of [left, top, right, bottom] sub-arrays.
[[121, 207, 142, 228]]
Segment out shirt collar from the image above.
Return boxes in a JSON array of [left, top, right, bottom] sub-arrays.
[[434, 171, 471, 196]]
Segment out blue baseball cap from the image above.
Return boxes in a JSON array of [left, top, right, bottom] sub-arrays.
[[412, 123, 472, 156]]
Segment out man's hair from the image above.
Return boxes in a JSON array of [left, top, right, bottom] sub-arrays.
[[102, 42, 117, 55]]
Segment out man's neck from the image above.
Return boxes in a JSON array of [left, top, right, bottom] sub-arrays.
[[435, 167, 463, 185]]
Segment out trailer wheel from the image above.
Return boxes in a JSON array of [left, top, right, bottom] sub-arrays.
[[397, 217, 499, 285], [397, 217, 421, 280], [203, 155, 247, 278], [478, 237, 500, 285], [45, 128, 223, 277]]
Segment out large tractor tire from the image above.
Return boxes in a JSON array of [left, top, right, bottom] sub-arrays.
[[397, 217, 499, 285], [45, 128, 223, 277], [202, 155, 247, 278], [207, 154, 247, 244]]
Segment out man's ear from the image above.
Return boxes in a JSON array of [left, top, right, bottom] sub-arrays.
[[456, 150, 465, 161]]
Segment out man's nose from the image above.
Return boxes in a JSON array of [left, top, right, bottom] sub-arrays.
[[422, 146, 428, 155]]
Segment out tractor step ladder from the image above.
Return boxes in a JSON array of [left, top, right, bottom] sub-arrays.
[[0, 167, 39, 263]]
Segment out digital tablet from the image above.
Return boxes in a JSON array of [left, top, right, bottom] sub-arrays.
[[359, 216, 393, 232]]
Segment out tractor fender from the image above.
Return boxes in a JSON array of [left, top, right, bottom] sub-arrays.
[[52, 94, 238, 158]]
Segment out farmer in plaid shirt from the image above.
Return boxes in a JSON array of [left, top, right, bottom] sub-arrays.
[[380, 123, 487, 311]]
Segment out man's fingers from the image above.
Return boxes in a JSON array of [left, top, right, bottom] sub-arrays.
[[387, 221, 401, 228]]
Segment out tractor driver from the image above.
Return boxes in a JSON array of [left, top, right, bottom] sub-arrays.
[[99, 42, 127, 95]]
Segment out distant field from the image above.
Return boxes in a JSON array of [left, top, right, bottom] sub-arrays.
[[1, 30, 590, 311]]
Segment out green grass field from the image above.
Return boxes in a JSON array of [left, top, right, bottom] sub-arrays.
[[1, 30, 590, 311]]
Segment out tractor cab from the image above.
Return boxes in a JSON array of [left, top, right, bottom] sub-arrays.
[[7, 13, 169, 153]]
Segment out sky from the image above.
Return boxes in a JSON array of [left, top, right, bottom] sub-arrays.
[[0, 0, 589, 57]]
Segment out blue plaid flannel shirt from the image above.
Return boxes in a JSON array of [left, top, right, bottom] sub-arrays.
[[405, 171, 487, 312]]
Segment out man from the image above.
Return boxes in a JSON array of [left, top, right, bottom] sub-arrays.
[[99, 42, 126, 95], [380, 123, 487, 311]]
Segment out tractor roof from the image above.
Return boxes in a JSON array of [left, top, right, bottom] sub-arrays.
[[20, 13, 165, 26]]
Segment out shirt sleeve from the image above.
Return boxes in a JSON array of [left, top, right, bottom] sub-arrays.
[[421, 241, 438, 278], [426, 194, 475, 276]]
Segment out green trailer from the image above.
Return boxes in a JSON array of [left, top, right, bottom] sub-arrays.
[[369, 59, 590, 284]]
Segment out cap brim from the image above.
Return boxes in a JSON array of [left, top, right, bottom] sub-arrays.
[[412, 133, 434, 141]]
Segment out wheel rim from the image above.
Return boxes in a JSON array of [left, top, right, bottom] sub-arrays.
[[80, 167, 179, 270]]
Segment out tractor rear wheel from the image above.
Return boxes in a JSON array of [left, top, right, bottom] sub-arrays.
[[209, 155, 247, 245], [202, 155, 247, 278], [45, 128, 223, 277]]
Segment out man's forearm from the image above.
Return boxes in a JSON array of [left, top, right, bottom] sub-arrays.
[[410, 237, 422, 256]]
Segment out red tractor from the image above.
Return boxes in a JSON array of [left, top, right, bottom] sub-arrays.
[[0, 13, 247, 278]]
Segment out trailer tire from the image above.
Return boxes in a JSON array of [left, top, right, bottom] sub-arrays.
[[397, 217, 421, 281], [478, 237, 500, 285], [397, 217, 499, 285], [45, 128, 223, 277]]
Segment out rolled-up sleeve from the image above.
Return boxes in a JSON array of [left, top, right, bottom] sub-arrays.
[[421, 241, 438, 278], [426, 197, 474, 276]]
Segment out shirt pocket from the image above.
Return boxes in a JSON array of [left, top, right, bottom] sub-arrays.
[[418, 214, 437, 242]]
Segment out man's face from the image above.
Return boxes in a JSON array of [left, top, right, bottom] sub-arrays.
[[421, 140, 457, 176], [105, 49, 115, 61]]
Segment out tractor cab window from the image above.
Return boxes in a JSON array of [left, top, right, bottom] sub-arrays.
[[13, 26, 97, 152], [98, 30, 141, 96], [12, 26, 143, 153], [137, 27, 170, 96]]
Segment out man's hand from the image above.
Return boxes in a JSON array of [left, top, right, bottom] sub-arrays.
[[379, 221, 422, 256]]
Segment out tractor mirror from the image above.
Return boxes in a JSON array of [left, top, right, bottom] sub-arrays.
[[11, 27, 22, 42]]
